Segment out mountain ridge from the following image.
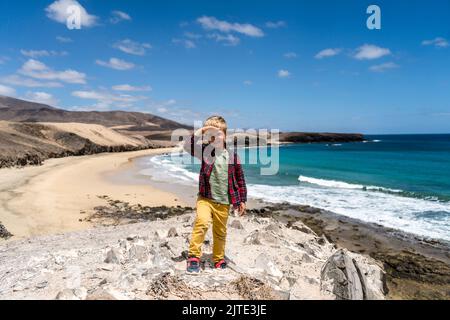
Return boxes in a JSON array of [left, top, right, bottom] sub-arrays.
[[0, 95, 191, 130]]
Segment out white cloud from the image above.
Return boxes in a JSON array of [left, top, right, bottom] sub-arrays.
[[113, 39, 151, 56], [1, 75, 62, 88], [422, 37, 449, 48], [149, 99, 203, 122], [353, 44, 391, 60], [19, 59, 86, 84], [96, 58, 135, 71], [173, 32, 204, 48], [110, 10, 131, 24], [0, 84, 16, 96], [72, 89, 148, 109], [56, 36, 72, 43], [173, 32, 203, 49], [315, 48, 341, 59], [243, 80, 253, 85], [184, 32, 202, 39], [265, 21, 286, 29], [162, 99, 176, 106], [278, 69, 291, 78], [172, 38, 197, 49], [284, 52, 297, 59], [46, 0, 98, 28], [149, 99, 176, 113], [185, 40, 196, 49], [207, 33, 240, 46], [21, 49, 68, 58], [197, 16, 264, 37], [112, 84, 152, 92], [72, 90, 104, 100], [25, 91, 58, 106], [369, 62, 399, 73]]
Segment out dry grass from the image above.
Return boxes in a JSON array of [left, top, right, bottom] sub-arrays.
[[231, 276, 278, 300]]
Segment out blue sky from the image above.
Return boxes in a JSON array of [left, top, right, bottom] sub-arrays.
[[0, 0, 449, 134]]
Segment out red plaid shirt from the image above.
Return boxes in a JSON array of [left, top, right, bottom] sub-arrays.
[[184, 134, 247, 209]]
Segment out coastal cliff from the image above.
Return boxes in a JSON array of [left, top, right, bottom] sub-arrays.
[[279, 132, 364, 143], [0, 121, 156, 168]]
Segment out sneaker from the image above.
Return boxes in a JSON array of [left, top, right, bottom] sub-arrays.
[[186, 257, 201, 274], [214, 259, 227, 269]]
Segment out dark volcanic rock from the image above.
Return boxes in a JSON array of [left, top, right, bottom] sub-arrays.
[[0, 223, 13, 239], [88, 196, 195, 226], [230, 220, 244, 229], [279, 132, 364, 143]]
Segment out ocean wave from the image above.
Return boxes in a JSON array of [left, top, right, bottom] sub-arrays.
[[298, 175, 402, 193], [249, 183, 450, 241], [138, 155, 198, 185]]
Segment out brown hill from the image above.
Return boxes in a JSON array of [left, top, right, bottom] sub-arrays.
[[0, 121, 159, 167], [0, 95, 191, 130]]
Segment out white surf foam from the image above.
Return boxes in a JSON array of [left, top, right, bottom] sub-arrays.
[[249, 183, 450, 241], [138, 154, 198, 186], [298, 175, 402, 193]]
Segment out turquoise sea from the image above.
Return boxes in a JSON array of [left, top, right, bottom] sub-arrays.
[[139, 134, 450, 241]]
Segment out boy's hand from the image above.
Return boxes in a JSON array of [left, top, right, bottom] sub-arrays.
[[194, 126, 220, 137], [238, 202, 246, 216]]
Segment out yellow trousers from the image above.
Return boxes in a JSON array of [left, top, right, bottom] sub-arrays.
[[188, 197, 230, 263]]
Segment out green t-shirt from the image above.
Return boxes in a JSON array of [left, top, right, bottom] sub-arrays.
[[209, 149, 230, 205]]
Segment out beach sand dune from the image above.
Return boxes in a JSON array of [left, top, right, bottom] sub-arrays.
[[39, 122, 145, 147]]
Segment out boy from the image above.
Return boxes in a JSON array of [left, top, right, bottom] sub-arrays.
[[183, 116, 247, 273]]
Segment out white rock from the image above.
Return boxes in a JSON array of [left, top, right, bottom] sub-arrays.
[[254, 254, 284, 283], [167, 227, 178, 237], [104, 248, 121, 264], [128, 243, 148, 262], [55, 288, 86, 300]]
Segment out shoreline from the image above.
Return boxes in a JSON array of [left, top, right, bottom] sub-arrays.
[[0, 147, 184, 240]]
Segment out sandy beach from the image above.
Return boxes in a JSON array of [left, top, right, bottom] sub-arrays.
[[0, 148, 186, 239]]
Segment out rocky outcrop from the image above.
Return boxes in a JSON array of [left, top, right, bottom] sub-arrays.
[[279, 132, 364, 144], [0, 223, 12, 239], [227, 132, 364, 147], [320, 249, 386, 300], [0, 202, 387, 300]]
